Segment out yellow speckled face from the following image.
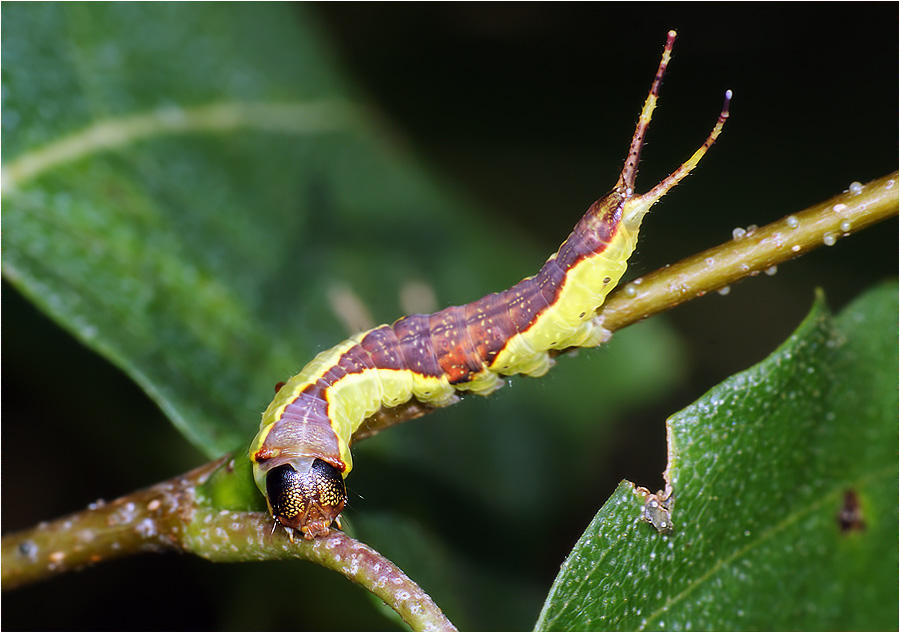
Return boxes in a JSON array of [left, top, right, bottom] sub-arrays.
[[265, 458, 346, 540]]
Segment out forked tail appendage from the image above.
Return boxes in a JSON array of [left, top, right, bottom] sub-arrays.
[[618, 31, 732, 230]]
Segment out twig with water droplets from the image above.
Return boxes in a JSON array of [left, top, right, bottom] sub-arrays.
[[597, 171, 898, 333], [1, 456, 456, 632]]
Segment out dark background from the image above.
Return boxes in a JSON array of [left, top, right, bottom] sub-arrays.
[[4, 4, 896, 630]]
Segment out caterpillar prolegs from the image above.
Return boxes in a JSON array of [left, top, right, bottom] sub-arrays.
[[249, 30, 731, 540]]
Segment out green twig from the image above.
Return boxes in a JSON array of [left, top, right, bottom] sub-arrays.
[[1, 456, 456, 632], [185, 507, 455, 632], [598, 172, 899, 332]]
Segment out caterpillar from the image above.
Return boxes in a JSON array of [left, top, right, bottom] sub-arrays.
[[249, 30, 731, 540]]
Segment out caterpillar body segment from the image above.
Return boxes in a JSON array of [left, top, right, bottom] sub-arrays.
[[249, 30, 731, 539]]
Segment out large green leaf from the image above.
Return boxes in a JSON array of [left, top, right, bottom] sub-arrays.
[[536, 282, 898, 631]]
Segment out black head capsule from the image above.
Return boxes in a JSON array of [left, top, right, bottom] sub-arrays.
[[265, 459, 346, 539]]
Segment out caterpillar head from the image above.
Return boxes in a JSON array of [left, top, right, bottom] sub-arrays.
[[264, 458, 346, 540]]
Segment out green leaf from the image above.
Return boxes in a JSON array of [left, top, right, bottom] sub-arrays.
[[536, 282, 898, 631]]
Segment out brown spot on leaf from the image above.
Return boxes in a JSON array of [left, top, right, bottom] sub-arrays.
[[837, 489, 866, 533]]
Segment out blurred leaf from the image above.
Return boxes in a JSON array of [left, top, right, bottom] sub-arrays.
[[536, 282, 898, 631], [3, 3, 680, 459]]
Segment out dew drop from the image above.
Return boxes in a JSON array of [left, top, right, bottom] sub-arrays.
[[623, 284, 638, 298], [764, 265, 778, 276], [791, 244, 801, 252], [732, 227, 747, 240], [739, 263, 750, 273], [832, 203, 847, 213], [823, 232, 836, 246], [839, 220, 852, 233], [746, 224, 758, 233], [18, 541, 38, 561], [785, 215, 799, 228], [886, 179, 895, 190], [717, 286, 731, 296], [848, 181, 863, 195]]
